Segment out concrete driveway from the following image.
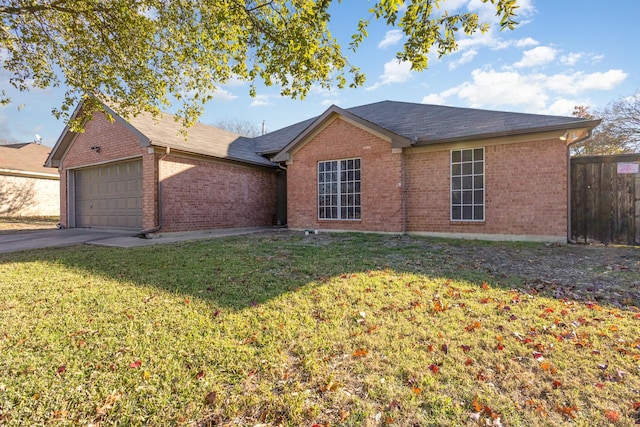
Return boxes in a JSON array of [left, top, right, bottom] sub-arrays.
[[0, 227, 273, 254]]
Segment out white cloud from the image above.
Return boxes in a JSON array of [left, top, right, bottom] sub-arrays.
[[250, 94, 272, 107], [420, 67, 628, 113], [378, 30, 403, 49], [422, 93, 446, 105], [366, 59, 413, 91], [546, 98, 585, 116], [513, 46, 558, 68], [560, 52, 583, 66], [449, 49, 477, 70], [514, 37, 539, 48], [310, 83, 340, 107], [213, 88, 238, 102]]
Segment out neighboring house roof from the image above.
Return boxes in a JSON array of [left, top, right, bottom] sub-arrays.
[[0, 143, 59, 177], [270, 101, 601, 162], [45, 100, 277, 169]]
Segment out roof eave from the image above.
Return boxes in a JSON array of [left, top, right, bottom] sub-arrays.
[[414, 119, 602, 146], [148, 143, 278, 169]]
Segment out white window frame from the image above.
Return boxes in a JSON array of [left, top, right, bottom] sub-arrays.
[[318, 158, 361, 220], [450, 148, 485, 222]]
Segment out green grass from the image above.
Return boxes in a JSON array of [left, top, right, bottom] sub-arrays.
[[0, 233, 639, 426]]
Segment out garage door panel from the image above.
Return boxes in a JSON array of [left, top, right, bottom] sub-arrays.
[[75, 160, 143, 230]]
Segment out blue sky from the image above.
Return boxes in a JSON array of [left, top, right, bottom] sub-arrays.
[[1, 0, 638, 147]]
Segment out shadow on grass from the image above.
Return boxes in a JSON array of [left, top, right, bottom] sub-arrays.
[[1, 231, 639, 311]]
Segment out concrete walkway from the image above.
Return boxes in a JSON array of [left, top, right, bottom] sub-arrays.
[[0, 227, 273, 254]]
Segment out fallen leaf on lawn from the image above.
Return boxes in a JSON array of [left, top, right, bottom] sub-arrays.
[[429, 364, 439, 373], [56, 365, 66, 375], [195, 370, 205, 380], [465, 321, 481, 332], [461, 344, 471, 352], [352, 348, 368, 357], [96, 391, 121, 416], [481, 282, 490, 290], [143, 370, 150, 380], [205, 391, 217, 405], [605, 410, 620, 423], [472, 396, 482, 412], [441, 343, 448, 354], [129, 360, 142, 369], [464, 358, 474, 366], [412, 386, 422, 395], [556, 405, 578, 419]]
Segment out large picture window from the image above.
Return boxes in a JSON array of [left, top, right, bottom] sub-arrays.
[[451, 148, 484, 221], [318, 158, 361, 220]]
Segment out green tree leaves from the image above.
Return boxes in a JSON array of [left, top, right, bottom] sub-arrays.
[[0, 0, 519, 130]]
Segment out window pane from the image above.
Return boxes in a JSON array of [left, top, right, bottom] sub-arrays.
[[474, 175, 484, 189], [474, 148, 483, 160], [452, 206, 461, 220], [355, 194, 361, 206], [462, 176, 472, 189], [452, 177, 461, 190], [452, 164, 461, 176], [474, 161, 483, 174], [474, 206, 484, 220], [463, 206, 473, 220], [354, 207, 361, 219], [462, 163, 472, 175], [452, 191, 461, 204], [452, 151, 461, 163], [462, 150, 472, 162], [474, 190, 483, 204], [319, 162, 325, 172], [463, 191, 472, 204]]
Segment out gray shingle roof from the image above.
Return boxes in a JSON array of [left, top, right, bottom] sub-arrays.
[[258, 100, 598, 159], [125, 111, 276, 167], [344, 101, 594, 143], [255, 117, 316, 155]]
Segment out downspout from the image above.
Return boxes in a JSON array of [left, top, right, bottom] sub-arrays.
[[566, 144, 575, 243], [401, 149, 407, 235]]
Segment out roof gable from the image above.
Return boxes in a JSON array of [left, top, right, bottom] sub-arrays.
[[46, 100, 277, 169]]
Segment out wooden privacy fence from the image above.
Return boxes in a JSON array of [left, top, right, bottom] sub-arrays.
[[571, 153, 640, 245]]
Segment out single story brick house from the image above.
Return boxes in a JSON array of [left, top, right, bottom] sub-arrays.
[[45, 100, 599, 242], [1, 142, 59, 216]]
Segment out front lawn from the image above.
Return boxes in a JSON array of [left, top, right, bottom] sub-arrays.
[[0, 232, 639, 426]]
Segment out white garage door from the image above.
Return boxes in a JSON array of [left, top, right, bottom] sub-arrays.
[[75, 160, 143, 229]]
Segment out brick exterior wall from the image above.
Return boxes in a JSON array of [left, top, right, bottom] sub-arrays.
[[405, 138, 568, 239], [159, 155, 277, 231], [287, 117, 568, 240], [58, 112, 144, 228], [286, 118, 403, 232], [58, 111, 277, 232]]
